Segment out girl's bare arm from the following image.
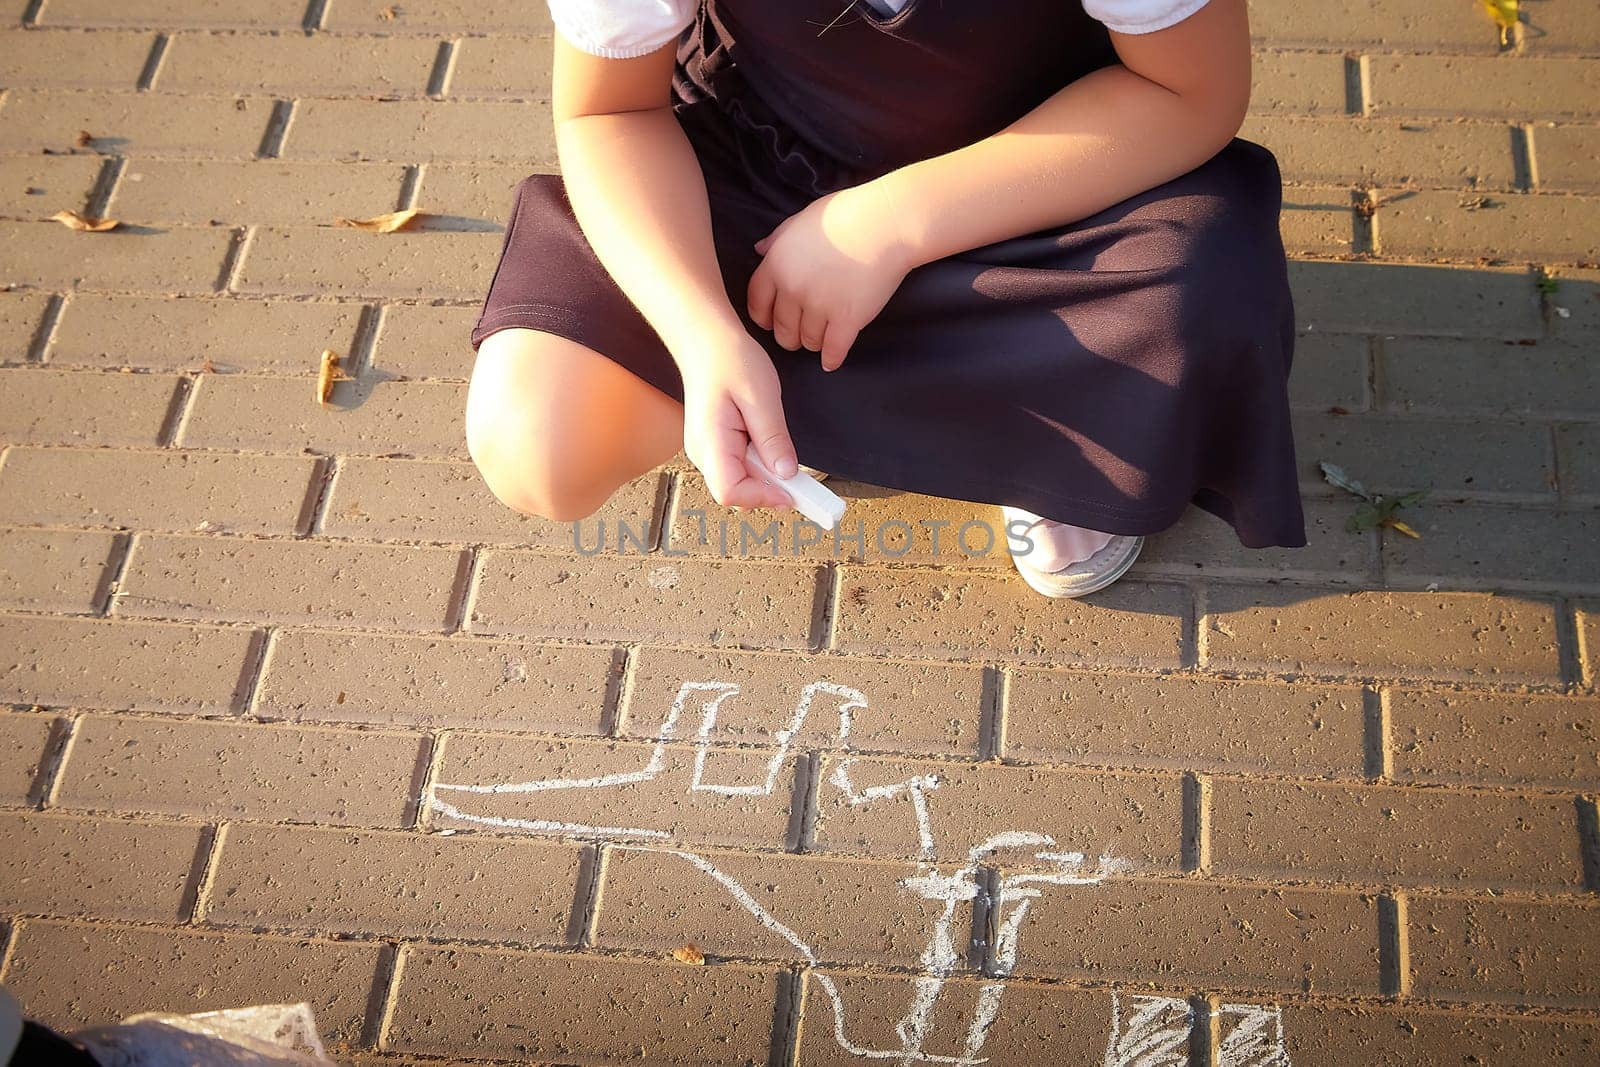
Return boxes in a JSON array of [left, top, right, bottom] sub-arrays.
[[874, 0, 1254, 268]]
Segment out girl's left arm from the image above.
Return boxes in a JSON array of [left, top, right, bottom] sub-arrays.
[[747, 0, 1253, 370], [877, 0, 1252, 266]]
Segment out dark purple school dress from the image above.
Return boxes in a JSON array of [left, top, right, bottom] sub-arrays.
[[470, 0, 1308, 550]]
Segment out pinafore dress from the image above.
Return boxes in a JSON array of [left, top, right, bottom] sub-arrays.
[[470, 0, 1308, 549]]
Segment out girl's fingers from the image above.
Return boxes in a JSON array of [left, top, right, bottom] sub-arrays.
[[746, 262, 777, 331], [820, 319, 858, 371], [798, 306, 827, 353], [770, 291, 803, 351]]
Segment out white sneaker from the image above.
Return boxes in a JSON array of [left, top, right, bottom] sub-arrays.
[[1001, 505, 1143, 599]]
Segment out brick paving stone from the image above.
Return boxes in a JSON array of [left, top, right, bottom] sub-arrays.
[[1534, 125, 1600, 194], [1249, 51, 1347, 115], [1520, 2, 1600, 55], [810, 755, 1184, 871], [1278, 1003, 1600, 1065], [0, 369, 177, 447], [1408, 896, 1600, 1008], [2, 919, 382, 1042], [0, 90, 273, 157], [177, 375, 470, 459], [1547, 268, 1600, 344], [1294, 412, 1555, 501], [0, 447, 319, 534], [669, 472, 1008, 567], [1582, 603, 1600, 690], [283, 99, 557, 163], [429, 734, 796, 848], [385, 946, 775, 1064], [833, 568, 1187, 667], [594, 846, 947, 968], [1209, 779, 1587, 891], [1380, 190, 1600, 265], [47, 294, 364, 374], [470, 552, 822, 649], [234, 226, 502, 299], [1288, 331, 1370, 411], [1388, 689, 1600, 791], [1279, 185, 1358, 256], [325, 1, 555, 34], [0, 812, 202, 922], [1004, 670, 1366, 777], [1, 221, 233, 291], [365, 302, 478, 378], [321, 459, 661, 547], [0, 527, 114, 612], [0, 290, 49, 363], [0, 150, 103, 217], [113, 533, 464, 630], [37, 1, 310, 29], [254, 628, 614, 733], [203, 822, 584, 942], [623, 646, 986, 756], [1203, 585, 1562, 684], [0, 28, 155, 89], [1241, 116, 1518, 189], [1557, 424, 1599, 504], [1004, 878, 1379, 995], [54, 715, 426, 826], [0, 614, 255, 713], [110, 159, 409, 226], [445, 35, 554, 99], [798, 973, 1122, 1067], [0, 712, 52, 803], [1249, 1, 1505, 51], [1135, 499, 1379, 584], [1380, 336, 1600, 418], [1367, 55, 1600, 122], [157, 32, 439, 95], [1289, 260, 1541, 338], [1381, 504, 1600, 593], [410, 163, 544, 229]]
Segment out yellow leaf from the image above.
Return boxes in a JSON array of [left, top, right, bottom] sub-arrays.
[[50, 210, 119, 232], [316, 349, 340, 406], [1384, 518, 1422, 540], [672, 943, 705, 965], [333, 209, 419, 233], [1479, 0, 1517, 45]]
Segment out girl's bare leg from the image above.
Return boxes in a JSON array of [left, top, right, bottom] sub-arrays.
[[465, 327, 684, 521]]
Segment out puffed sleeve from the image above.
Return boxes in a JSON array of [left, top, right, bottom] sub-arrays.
[[546, 0, 697, 59], [1080, 0, 1212, 35]]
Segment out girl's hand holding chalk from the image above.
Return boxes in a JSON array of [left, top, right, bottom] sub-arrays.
[[743, 441, 847, 530]]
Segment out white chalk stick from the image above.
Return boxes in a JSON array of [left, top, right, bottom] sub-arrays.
[[744, 442, 847, 531]]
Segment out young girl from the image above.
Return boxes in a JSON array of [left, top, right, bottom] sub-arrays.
[[464, 0, 1306, 598]]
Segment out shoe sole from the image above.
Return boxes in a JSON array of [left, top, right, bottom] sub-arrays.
[[1010, 535, 1145, 599]]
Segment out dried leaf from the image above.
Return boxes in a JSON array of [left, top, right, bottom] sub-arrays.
[[1319, 461, 1370, 501], [74, 129, 93, 148], [50, 209, 119, 232], [334, 208, 419, 233], [1384, 519, 1421, 539], [199, 357, 217, 374], [1479, 0, 1518, 45], [316, 349, 339, 405], [672, 943, 705, 965], [378, 4, 399, 19]]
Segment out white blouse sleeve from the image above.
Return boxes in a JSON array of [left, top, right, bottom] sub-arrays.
[[546, 0, 697, 59], [1080, 0, 1212, 35]]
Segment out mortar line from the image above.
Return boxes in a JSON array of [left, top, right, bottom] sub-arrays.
[[813, 560, 841, 653], [1364, 334, 1383, 412], [186, 821, 228, 923], [578, 844, 610, 947], [416, 729, 451, 832], [94, 532, 136, 617], [1521, 122, 1540, 191], [370, 942, 407, 1050], [1378, 892, 1410, 997], [1182, 772, 1211, 873], [218, 225, 256, 292], [0, 920, 13, 980], [85, 155, 125, 219], [20, 0, 42, 26], [651, 469, 680, 554], [1511, 123, 1537, 192], [24, 293, 66, 364], [1352, 187, 1378, 257], [426, 39, 458, 97], [136, 32, 170, 91], [27, 715, 77, 809], [1362, 686, 1392, 781], [301, 455, 340, 537], [1190, 993, 1218, 1067], [1343, 54, 1369, 117], [1551, 593, 1582, 692], [973, 866, 999, 975], [1190, 582, 1208, 669], [349, 302, 385, 378], [258, 99, 296, 158], [979, 663, 1007, 762], [238, 626, 276, 716], [397, 164, 424, 212], [600, 644, 637, 738], [302, 0, 331, 32], [443, 546, 479, 634], [774, 964, 808, 1067], [153, 374, 196, 449], [37, 713, 82, 809], [1576, 796, 1600, 894], [790, 751, 822, 853]]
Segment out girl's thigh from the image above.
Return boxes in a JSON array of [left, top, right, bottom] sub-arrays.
[[465, 327, 684, 520]]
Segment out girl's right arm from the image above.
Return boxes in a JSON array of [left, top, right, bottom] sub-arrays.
[[550, 33, 799, 507]]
